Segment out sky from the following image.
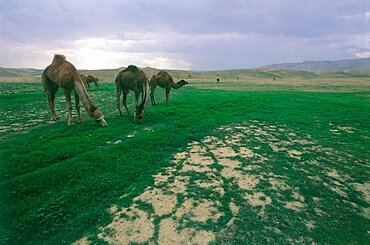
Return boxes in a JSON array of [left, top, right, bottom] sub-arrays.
[[0, 0, 369, 70]]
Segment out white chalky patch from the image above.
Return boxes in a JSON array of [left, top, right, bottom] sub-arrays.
[[93, 120, 360, 243]]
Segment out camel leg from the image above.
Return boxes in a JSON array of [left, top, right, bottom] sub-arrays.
[[64, 89, 74, 125], [165, 87, 171, 105], [42, 74, 59, 121], [48, 90, 59, 121], [74, 90, 84, 122], [122, 89, 131, 116], [150, 84, 157, 106], [134, 91, 140, 119], [116, 85, 123, 117], [51, 85, 60, 120]]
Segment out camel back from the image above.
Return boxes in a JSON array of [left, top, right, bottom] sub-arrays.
[[86, 75, 98, 84], [124, 65, 139, 73], [116, 67, 147, 92], [45, 55, 97, 112], [150, 71, 173, 87]]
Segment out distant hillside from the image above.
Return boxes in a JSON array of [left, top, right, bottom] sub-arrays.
[[1, 63, 369, 83], [262, 58, 370, 72], [0, 67, 42, 77]]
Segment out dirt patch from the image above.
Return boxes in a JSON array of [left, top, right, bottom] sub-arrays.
[[352, 183, 370, 203], [244, 192, 272, 215], [195, 178, 225, 196], [305, 220, 316, 230], [175, 198, 222, 223], [75, 120, 365, 244], [327, 169, 341, 180], [72, 237, 89, 245], [218, 158, 242, 168], [285, 201, 305, 211], [134, 188, 177, 216], [239, 147, 255, 158], [338, 126, 356, 133], [268, 177, 289, 191], [324, 182, 347, 197], [158, 218, 215, 245], [353, 182, 370, 218], [287, 149, 302, 159], [98, 206, 154, 244]]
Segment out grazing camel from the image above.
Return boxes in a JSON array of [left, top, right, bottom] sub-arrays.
[[41, 54, 107, 127], [81, 74, 99, 88], [149, 71, 188, 105], [115, 65, 149, 124]]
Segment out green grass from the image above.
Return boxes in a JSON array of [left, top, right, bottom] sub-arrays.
[[0, 81, 369, 244]]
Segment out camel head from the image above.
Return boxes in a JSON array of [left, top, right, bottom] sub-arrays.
[[135, 100, 148, 124], [90, 108, 108, 127], [135, 107, 145, 124], [94, 77, 99, 87], [179, 79, 189, 86]]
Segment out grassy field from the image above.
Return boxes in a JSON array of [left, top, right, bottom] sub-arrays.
[[0, 78, 369, 244]]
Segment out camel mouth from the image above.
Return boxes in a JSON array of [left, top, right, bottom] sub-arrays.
[[96, 116, 108, 127]]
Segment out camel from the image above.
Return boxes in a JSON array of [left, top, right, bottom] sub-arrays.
[[149, 71, 188, 105], [41, 54, 107, 127], [115, 65, 149, 124], [81, 74, 99, 88]]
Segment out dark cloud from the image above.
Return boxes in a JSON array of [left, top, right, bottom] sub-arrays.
[[0, 0, 369, 69]]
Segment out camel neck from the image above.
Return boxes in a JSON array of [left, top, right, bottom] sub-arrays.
[[172, 81, 184, 89], [74, 80, 97, 113]]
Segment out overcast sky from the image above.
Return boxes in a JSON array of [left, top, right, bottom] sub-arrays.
[[0, 0, 369, 70]]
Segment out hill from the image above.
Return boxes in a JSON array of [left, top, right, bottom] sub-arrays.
[[0, 67, 42, 77], [0, 66, 322, 83], [262, 58, 370, 72], [1, 63, 369, 83]]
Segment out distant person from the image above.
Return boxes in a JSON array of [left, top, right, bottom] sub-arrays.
[[237, 77, 239, 81], [273, 77, 277, 82], [217, 78, 220, 84]]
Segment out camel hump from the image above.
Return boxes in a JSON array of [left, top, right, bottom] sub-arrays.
[[87, 75, 96, 80], [158, 71, 169, 76], [156, 71, 172, 81], [124, 65, 139, 72], [52, 54, 67, 64]]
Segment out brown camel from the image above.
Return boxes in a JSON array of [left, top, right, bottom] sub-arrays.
[[81, 74, 99, 88], [149, 71, 188, 105], [41, 54, 107, 127], [115, 65, 149, 124]]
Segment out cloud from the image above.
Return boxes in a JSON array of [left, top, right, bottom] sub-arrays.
[[340, 12, 370, 20], [1, 0, 370, 70], [353, 51, 370, 58]]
